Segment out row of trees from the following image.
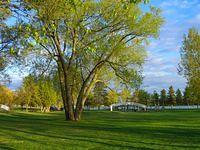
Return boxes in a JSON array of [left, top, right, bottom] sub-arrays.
[[15, 75, 61, 112], [0, 80, 198, 111], [0, 75, 62, 112], [84, 85, 199, 108], [137, 86, 197, 107]]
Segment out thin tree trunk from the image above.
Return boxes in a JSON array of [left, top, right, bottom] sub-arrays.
[[75, 72, 98, 120], [57, 63, 69, 120]]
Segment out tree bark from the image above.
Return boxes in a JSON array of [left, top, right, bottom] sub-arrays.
[[54, 35, 75, 121]]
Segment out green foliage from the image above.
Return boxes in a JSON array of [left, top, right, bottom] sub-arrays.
[[0, 0, 11, 25], [0, 85, 14, 108], [183, 86, 191, 105], [3, 0, 163, 87], [105, 90, 119, 106], [176, 89, 183, 105], [179, 28, 200, 104], [137, 89, 150, 105], [152, 90, 159, 106], [167, 86, 176, 105], [160, 89, 167, 106], [1, 0, 163, 120], [86, 89, 118, 107], [85, 93, 94, 107], [120, 88, 131, 102], [129, 0, 150, 3], [0, 0, 12, 82], [0, 57, 7, 71], [15, 75, 59, 112], [37, 78, 58, 110]]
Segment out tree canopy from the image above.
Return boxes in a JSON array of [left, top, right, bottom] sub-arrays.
[[1, 0, 163, 120], [179, 28, 200, 104]]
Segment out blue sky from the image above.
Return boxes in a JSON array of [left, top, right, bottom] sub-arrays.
[[7, 0, 200, 92], [142, 0, 200, 93]]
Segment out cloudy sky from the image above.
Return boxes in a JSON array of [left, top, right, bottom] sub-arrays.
[[7, 0, 200, 92], [142, 0, 200, 93]]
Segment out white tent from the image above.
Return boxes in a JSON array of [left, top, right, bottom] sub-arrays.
[[0, 104, 10, 111], [110, 102, 147, 111]]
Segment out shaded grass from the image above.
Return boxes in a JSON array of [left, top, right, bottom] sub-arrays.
[[0, 110, 200, 150]]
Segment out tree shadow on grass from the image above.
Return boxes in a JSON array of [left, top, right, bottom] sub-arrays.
[[1, 126, 154, 150], [0, 143, 16, 150], [1, 126, 200, 150], [1, 112, 200, 149]]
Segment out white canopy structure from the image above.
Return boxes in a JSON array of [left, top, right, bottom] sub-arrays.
[[110, 102, 147, 112], [0, 104, 10, 112]]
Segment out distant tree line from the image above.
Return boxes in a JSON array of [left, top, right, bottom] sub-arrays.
[[136, 86, 199, 107], [0, 82, 198, 111], [85, 85, 199, 108]]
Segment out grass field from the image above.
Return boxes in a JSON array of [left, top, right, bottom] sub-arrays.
[[0, 110, 200, 150]]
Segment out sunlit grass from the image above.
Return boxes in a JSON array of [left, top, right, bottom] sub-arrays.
[[0, 110, 200, 150]]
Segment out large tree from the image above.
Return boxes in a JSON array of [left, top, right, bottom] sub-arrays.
[[1, 0, 163, 120], [0, 0, 11, 83], [179, 28, 200, 105]]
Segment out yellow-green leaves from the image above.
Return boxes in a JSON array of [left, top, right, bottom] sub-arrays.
[[179, 28, 200, 101], [26, 25, 31, 32], [9, 47, 15, 55]]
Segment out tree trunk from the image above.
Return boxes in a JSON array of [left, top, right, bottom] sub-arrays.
[[74, 107, 83, 121], [60, 85, 75, 121], [74, 95, 85, 121], [57, 61, 75, 121]]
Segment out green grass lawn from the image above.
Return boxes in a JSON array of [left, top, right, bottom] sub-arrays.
[[0, 110, 200, 150]]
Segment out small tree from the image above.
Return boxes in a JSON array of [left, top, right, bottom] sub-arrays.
[[176, 89, 183, 105], [167, 86, 176, 106], [152, 90, 159, 107], [14, 88, 26, 109], [138, 89, 150, 106], [160, 89, 167, 107], [0, 85, 14, 108], [16, 74, 59, 112], [21, 75, 38, 111], [38, 80, 58, 112], [183, 86, 191, 106], [105, 90, 119, 106], [121, 89, 131, 102]]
